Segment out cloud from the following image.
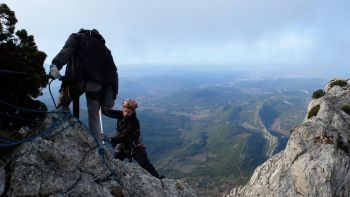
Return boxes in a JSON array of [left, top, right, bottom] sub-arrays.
[[2, 0, 350, 68]]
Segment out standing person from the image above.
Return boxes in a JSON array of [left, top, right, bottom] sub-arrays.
[[49, 28, 118, 144], [103, 99, 164, 179]]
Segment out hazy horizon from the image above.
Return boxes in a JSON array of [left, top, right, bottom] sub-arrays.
[[40, 65, 330, 110]]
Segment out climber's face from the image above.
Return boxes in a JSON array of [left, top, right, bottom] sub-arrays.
[[122, 107, 133, 118]]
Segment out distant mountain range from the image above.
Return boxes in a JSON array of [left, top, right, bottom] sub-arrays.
[[39, 70, 327, 196]]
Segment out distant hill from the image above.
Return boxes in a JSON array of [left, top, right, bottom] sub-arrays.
[[225, 79, 350, 197], [131, 76, 326, 196], [38, 70, 327, 196]]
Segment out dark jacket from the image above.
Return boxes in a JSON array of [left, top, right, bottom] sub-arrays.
[[103, 109, 141, 150], [52, 29, 118, 98]]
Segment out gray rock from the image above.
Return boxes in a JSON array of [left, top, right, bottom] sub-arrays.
[[2, 110, 197, 197], [224, 79, 350, 197], [0, 160, 5, 195]]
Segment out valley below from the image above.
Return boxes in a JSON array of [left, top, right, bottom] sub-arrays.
[[40, 69, 327, 196]]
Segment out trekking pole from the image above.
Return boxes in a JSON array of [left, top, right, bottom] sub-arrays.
[[99, 108, 104, 144]]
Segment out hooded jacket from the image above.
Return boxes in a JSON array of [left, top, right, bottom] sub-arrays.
[[52, 29, 118, 98]]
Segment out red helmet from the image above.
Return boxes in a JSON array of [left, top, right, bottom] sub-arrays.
[[123, 99, 138, 110]]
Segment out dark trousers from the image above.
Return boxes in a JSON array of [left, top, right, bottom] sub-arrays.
[[115, 147, 159, 178]]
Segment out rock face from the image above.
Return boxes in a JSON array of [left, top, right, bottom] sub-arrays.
[[0, 111, 197, 197], [224, 79, 350, 197]]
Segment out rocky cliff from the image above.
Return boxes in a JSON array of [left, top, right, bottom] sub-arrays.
[[0, 110, 197, 197], [225, 79, 350, 197]]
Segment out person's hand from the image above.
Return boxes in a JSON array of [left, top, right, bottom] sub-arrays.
[[102, 134, 110, 142], [135, 144, 145, 150], [100, 133, 110, 142], [49, 64, 60, 79]]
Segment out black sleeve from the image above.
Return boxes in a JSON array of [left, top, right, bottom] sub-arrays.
[[111, 119, 139, 145], [108, 50, 118, 99], [52, 33, 79, 69], [102, 108, 123, 119], [112, 72, 118, 100]]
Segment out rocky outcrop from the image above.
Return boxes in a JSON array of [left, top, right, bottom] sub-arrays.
[[0, 111, 197, 197], [225, 79, 350, 197], [0, 160, 5, 195]]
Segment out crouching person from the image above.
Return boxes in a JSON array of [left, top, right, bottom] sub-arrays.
[[103, 99, 164, 179]]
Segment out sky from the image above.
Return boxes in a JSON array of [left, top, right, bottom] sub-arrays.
[[2, 0, 350, 77]]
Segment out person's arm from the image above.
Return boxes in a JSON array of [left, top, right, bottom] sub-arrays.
[[52, 33, 79, 69], [102, 108, 123, 119]]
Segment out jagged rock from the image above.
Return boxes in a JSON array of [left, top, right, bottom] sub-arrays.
[[224, 79, 350, 197], [0, 160, 5, 195], [1, 110, 197, 197]]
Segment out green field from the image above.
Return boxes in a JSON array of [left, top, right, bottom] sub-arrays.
[[71, 74, 326, 196]]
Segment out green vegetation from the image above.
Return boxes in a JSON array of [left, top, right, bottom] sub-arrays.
[[117, 76, 322, 195], [312, 89, 325, 99], [143, 84, 312, 195], [259, 105, 279, 129], [308, 104, 320, 119], [329, 79, 347, 89], [189, 125, 267, 184], [140, 110, 184, 159], [341, 105, 350, 115], [0, 4, 48, 132]]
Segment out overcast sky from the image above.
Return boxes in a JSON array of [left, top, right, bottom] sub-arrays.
[[2, 0, 350, 76]]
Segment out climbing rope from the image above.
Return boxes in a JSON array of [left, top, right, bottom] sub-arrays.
[[0, 78, 124, 195], [75, 119, 123, 185], [59, 171, 111, 197], [0, 112, 31, 122], [0, 136, 16, 143], [0, 108, 69, 147], [48, 78, 124, 193], [0, 99, 51, 113], [0, 69, 28, 75], [48, 79, 57, 108], [117, 96, 125, 101]]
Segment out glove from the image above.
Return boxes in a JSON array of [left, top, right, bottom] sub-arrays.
[[49, 64, 60, 79], [102, 134, 110, 142]]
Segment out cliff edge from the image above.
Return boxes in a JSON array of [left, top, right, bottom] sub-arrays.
[[225, 79, 350, 197], [0, 110, 197, 197]]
